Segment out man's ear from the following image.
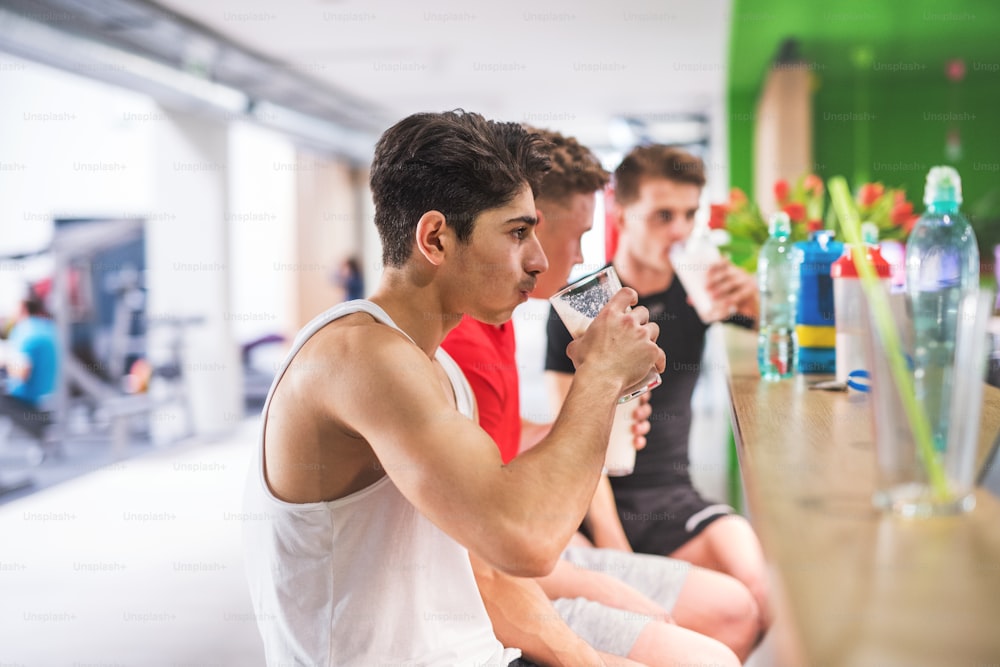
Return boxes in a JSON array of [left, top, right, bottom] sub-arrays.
[[535, 208, 546, 231], [414, 210, 450, 266], [611, 203, 627, 232]]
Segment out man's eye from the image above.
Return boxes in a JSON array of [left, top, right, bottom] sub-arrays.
[[657, 211, 673, 223], [513, 227, 527, 240]]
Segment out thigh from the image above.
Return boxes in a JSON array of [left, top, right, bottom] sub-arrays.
[[671, 566, 759, 635], [669, 515, 762, 574], [561, 546, 691, 613], [629, 620, 740, 667], [551, 597, 650, 657], [670, 514, 772, 625]]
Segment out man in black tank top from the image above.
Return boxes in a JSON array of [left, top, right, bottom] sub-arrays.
[[546, 145, 772, 636]]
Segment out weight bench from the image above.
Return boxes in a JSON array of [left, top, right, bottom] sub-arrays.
[[0, 396, 53, 439], [0, 396, 55, 496]]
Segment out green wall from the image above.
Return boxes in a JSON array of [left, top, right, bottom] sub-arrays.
[[728, 0, 1000, 266]]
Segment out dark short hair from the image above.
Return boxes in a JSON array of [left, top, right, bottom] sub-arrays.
[[524, 126, 609, 203], [370, 110, 552, 267], [22, 295, 46, 316], [613, 145, 705, 206]]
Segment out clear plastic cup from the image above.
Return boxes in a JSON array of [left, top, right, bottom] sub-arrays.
[[669, 234, 725, 323], [549, 266, 661, 403], [605, 401, 638, 476], [867, 288, 994, 516]]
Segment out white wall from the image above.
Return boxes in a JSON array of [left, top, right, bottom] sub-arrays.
[[0, 53, 153, 312], [227, 122, 297, 343]]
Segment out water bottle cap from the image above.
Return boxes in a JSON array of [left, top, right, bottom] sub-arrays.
[[768, 212, 791, 238], [861, 222, 879, 245], [923, 165, 963, 206], [809, 228, 836, 250]]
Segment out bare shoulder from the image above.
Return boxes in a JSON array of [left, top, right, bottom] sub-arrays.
[[263, 312, 437, 503], [287, 313, 437, 421], [299, 311, 411, 359], [299, 311, 427, 374]]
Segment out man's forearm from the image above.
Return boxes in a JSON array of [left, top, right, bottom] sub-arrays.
[[470, 553, 606, 667], [585, 476, 632, 551], [495, 367, 620, 571]]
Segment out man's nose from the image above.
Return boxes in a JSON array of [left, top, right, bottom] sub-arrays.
[[527, 236, 548, 275]]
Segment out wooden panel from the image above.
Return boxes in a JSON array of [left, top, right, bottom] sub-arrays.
[[724, 326, 1000, 667], [754, 65, 813, 217]]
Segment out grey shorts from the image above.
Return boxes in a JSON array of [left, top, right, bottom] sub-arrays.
[[552, 547, 692, 656]]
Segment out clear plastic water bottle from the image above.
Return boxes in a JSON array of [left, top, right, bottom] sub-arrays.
[[757, 212, 803, 380], [905, 166, 980, 450]]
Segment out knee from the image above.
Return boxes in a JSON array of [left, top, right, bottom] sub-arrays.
[[710, 643, 743, 667], [714, 580, 762, 660], [630, 623, 741, 667], [731, 566, 771, 631]]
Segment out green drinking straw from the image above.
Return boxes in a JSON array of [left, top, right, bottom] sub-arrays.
[[828, 177, 949, 499]]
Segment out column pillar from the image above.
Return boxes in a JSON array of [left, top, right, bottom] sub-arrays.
[[147, 108, 241, 439]]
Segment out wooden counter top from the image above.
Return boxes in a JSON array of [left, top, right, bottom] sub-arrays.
[[723, 326, 1000, 667]]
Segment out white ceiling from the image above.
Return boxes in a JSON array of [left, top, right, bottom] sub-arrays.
[[153, 0, 731, 147]]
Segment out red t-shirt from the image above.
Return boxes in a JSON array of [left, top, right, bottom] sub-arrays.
[[441, 315, 521, 463]]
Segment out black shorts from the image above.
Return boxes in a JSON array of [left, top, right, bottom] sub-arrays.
[[612, 485, 733, 556], [508, 659, 540, 667]]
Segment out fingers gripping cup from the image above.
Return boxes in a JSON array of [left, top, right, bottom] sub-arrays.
[[549, 266, 662, 403]]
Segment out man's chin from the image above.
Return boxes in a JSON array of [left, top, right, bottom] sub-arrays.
[[469, 308, 516, 326]]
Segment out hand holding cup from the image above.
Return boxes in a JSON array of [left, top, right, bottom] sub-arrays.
[[553, 267, 664, 403]]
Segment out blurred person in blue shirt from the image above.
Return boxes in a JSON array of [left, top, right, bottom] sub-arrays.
[[2, 291, 59, 414]]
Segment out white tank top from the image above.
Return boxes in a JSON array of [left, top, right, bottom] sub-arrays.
[[242, 300, 520, 666]]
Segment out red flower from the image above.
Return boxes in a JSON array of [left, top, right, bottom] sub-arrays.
[[903, 214, 920, 234], [807, 219, 824, 233], [729, 187, 748, 208], [946, 58, 966, 82], [774, 179, 790, 204], [782, 202, 807, 222], [708, 203, 728, 230], [891, 201, 914, 226], [803, 174, 824, 196], [858, 183, 884, 207]]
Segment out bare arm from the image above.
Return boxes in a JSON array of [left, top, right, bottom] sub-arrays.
[[547, 370, 635, 552], [470, 553, 607, 667], [585, 476, 633, 551], [308, 290, 664, 577], [6, 351, 31, 381]]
